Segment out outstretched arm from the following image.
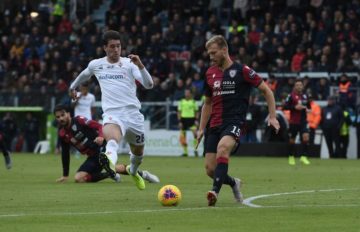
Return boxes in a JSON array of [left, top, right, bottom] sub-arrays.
[[196, 96, 212, 149], [56, 140, 70, 183], [69, 67, 93, 99], [257, 82, 280, 133], [129, 54, 154, 89]]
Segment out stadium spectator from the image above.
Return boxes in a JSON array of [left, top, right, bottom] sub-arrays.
[[321, 96, 343, 158], [0, 0, 360, 139], [338, 74, 353, 109], [356, 104, 360, 159], [314, 77, 330, 100], [1, 113, 17, 151], [307, 95, 322, 144], [0, 124, 12, 169], [241, 94, 262, 143], [22, 112, 40, 152], [291, 45, 306, 72], [339, 108, 351, 158]]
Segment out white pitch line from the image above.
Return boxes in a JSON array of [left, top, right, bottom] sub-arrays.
[[1, 188, 359, 218], [242, 188, 360, 208]]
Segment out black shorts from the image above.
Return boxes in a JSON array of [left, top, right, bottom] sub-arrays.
[[289, 123, 309, 139], [205, 123, 243, 154], [180, 118, 196, 130], [77, 153, 103, 174]]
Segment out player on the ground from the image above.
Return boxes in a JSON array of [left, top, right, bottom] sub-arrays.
[[177, 89, 199, 157], [283, 79, 311, 165], [54, 104, 159, 184], [197, 35, 280, 206], [69, 30, 154, 190]]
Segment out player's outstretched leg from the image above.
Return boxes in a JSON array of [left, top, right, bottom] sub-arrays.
[[208, 157, 229, 206], [231, 178, 243, 203], [99, 152, 117, 178], [126, 165, 145, 190], [140, 170, 160, 183], [207, 191, 218, 206]]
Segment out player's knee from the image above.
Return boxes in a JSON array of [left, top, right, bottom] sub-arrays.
[[130, 145, 144, 155], [217, 144, 231, 157]]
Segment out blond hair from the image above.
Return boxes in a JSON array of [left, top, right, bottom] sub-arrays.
[[205, 35, 228, 49]]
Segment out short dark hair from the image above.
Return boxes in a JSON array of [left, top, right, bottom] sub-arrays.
[[53, 104, 70, 114], [102, 30, 121, 45], [81, 82, 89, 87], [294, 78, 303, 84]]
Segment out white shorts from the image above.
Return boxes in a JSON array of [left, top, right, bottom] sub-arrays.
[[102, 107, 145, 146]]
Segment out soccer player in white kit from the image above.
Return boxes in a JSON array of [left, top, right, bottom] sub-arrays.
[[71, 82, 96, 120], [69, 30, 154, 190]]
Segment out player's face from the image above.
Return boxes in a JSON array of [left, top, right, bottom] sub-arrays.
[[55, 110, 71, 127], [294, 81, 304, 93], [80, 85, 88, 94], [207, 43, 227, 67], [185, 90, 192, 99], [104, 39, 121, 63]]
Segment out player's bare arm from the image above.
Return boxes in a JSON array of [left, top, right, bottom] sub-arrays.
[[196, 96, 212, 148], [69, 66, 93, 100], [257, 82, 280, 133], [56, 176, 69, 183], [94, 136, 104, 146]]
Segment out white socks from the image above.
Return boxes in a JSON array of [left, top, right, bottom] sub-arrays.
[[129, 152, 143, 175], [105, 139, 119, 165]]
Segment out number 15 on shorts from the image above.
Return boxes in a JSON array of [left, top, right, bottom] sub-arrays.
[[230, 125, 241, 137]]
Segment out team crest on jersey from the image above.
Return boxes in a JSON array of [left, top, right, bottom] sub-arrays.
[[214, 80, 221, 89], [229, 70, 237, 78]]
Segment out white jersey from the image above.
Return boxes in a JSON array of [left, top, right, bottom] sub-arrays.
[[77, 57, 148, 113], [72, 92, 95, 119]]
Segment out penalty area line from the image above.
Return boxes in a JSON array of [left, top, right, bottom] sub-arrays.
[[242, 188, 360, 208]]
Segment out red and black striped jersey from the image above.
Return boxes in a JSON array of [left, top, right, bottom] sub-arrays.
[[284, 91, 310, 125], [59, 116, 103, 156], [204, 63, 263, 128], [58, 116, 103, 176]]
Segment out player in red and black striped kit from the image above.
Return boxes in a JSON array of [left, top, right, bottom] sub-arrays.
[[54, 104, 159, 184], [197, 35, 280, 206], [284, 79, 311, 165]]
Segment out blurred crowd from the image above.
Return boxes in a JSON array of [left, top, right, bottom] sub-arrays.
[[0, 0, 360, 157], [0, 0, 359, 108]]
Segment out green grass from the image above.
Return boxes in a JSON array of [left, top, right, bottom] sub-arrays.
[[0, 153, 359, 232]]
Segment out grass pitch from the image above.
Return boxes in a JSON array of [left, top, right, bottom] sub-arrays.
[[0, 153, 359, 232]]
